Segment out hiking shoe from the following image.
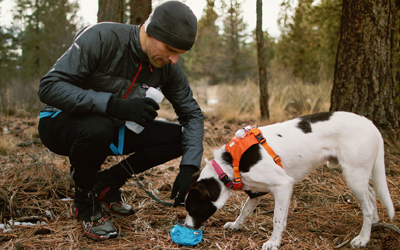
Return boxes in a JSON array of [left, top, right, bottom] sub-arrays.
[[73, 188, 119, 241], [94, 170, 135, 218], [101, 201, 135, 217]]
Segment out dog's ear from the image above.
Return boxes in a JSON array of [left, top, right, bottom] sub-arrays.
[[191, 171, 200, 184], [189, 183, 210, 200]]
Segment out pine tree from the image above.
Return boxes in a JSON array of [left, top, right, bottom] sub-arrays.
[[98, 0, 125, 23], [14, 0, 79, 81], [220, 0, 252, 84], [0, 26, 19, 90], [184, 0, 225, 85], [130, 0, 151, 25], [331, 0, 399, 137], [276, 0, 341, 83]]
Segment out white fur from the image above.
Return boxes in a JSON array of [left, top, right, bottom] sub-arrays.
[[185, 112, 394, 249]]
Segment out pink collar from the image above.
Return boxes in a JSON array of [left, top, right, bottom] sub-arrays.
[[210, 159, 233, 189]]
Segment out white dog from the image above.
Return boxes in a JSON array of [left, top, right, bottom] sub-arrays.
[[184, 111, 395, 250]]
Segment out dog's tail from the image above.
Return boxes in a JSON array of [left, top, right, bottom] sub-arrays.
[[372, 135, 395, 221]]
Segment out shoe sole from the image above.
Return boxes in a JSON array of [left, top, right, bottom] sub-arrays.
[[83, 228, 120, 241]]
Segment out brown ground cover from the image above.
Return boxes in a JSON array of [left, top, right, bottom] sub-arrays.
[[0, 114, 399, 249]]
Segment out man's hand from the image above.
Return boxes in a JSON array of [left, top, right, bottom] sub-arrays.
[[171, 165, 198, 207], [106, 97, 160, 127]]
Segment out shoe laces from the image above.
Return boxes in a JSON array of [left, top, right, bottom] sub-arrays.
[[87, 190, 100, 221]]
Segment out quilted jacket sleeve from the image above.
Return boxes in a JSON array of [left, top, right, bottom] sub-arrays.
[[38, 25, 112, 115], [162, 64, 204, 168]]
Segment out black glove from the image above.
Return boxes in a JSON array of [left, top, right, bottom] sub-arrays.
[[171, 165, 198, 207], [106, 96, 160, 127]]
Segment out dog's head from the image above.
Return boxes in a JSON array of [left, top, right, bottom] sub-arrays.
[[184, 150, 233, 229]]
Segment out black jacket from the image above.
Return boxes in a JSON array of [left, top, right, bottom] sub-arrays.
[[38, 22, 204, 168]]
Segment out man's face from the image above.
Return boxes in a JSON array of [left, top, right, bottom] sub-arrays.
[[145, 36, 188, 68]]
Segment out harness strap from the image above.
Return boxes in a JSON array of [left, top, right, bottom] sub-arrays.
[[232, 165, 242, 190], [249, 127, 282, 168]]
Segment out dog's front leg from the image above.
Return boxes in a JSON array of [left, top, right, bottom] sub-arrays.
[[224, 196, 261, 230], [262, 184, 293, 250]]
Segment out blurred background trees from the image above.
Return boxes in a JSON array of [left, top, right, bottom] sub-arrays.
[[1, 0, 400, 135], [1, 0, 79, 112], [275, 0, 341, 84]]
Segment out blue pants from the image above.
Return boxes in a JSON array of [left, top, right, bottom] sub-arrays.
[[38, 113, 183, 189]]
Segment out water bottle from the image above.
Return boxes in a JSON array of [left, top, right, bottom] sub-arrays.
[[125, 87, 164, 134]]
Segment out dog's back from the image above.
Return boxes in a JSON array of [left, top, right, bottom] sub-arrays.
[[259, 111, 394, 220]]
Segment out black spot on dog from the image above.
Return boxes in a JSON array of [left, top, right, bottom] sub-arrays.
[[222, 144, 262, 173], [297, 112, 333, 134], [297, 120, 312, 133], [278, 134, 282, 137]]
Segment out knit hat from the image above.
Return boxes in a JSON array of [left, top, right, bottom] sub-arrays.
[[144, 1, 197, 50]]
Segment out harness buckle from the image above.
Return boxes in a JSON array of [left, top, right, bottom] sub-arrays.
[[233, 177, 242, 183], [274, 155, 282, 165], [254, 133, 266, 144], [232, 177, 243, 190]]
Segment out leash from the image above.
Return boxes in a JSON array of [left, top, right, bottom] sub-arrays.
[[114, 155, 174, 207]]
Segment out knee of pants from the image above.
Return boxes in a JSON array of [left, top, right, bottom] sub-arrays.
[[75, 116, 115, 150], [166, 122, 183, 145]]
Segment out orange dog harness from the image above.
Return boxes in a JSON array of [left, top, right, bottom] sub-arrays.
[[225, 126, 282, 190]]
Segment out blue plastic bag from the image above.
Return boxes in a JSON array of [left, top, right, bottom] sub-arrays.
[[170, 221, 203, 246]]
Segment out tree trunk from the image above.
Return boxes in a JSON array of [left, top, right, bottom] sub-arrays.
[[130, 0, 152, 25], [331, 0, 399, 137], [98, 0, 124, 23], [393, 1, 400, 112], [256, 0, 269, 119]]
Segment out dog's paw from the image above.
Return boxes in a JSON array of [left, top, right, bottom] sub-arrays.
[[262, 240, 279, 250], [223, 222, 241, 231], [350, 235, 369, 248]]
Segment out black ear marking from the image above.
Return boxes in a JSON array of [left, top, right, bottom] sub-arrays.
[[196, 183, 210, 199]]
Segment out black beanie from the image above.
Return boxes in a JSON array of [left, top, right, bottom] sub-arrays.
[[144, 1, 197, 50]]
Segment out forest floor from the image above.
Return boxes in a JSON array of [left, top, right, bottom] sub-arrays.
[[0, 111, 399, 250]]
